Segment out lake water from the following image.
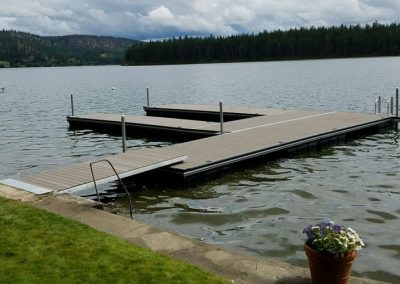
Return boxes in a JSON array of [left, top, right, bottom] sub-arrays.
[[0, 58, 399, 282]]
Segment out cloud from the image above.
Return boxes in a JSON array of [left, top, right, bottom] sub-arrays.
[[0, 0, 399, 39], [222, 5, 255, 24], [148, 5, 175, 23], [142, 4, 234, 36], [88, 8, 109, 22]]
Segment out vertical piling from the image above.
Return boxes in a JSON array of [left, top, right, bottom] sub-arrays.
[[390, 97, 394, 115], [146, 87, 150, 107], [219, 101, 224, 134], [396, 88, 399, 117], [121, 115, 126, 153], [378, 96, 381, 114], [70, 94, 75, 116]]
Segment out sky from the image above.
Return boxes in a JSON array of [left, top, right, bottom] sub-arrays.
[[1, 0, 400, 40]]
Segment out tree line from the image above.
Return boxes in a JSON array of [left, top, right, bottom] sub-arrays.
[[0, 30, 137, 67], [125, 23, 400, 65]]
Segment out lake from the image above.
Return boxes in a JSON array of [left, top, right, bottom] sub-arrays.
[[0, 57, 399, 282]]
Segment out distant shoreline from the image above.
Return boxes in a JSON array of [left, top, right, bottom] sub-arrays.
[[125, 23, 400, 66], [1, 54, 399, 69]]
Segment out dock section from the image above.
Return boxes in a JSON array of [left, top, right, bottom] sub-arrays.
[[68, 113, 220, 140], [1, 147, 186, 194], [71, 104, 394, 180], [2, 104, 398, 193], [163, 111, 394, 179]]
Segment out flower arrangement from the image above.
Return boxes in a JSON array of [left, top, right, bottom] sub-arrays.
[[303, 220, 364, 256]]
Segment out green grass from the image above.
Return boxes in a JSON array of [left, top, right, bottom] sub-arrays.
[[0, 197, 228, 284]]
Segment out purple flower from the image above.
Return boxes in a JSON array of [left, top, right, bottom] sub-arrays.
[[302, 220, 364, 255], [333, 224, 343, 232], [303, 225, 312, 235]]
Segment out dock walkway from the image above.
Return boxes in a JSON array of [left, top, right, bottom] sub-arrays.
[[164, 110, 392, 178], [67, 113, 220, 139], [1, 147, 186, 194], [2, 104, 397, 193]]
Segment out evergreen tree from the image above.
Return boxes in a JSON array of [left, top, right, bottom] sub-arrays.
[[125, 23, 400, 65]]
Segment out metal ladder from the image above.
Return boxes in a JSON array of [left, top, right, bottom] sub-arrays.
[[375, 88, 399, 117], [375, 96, 394, 115], [89, 159, 133, 218]]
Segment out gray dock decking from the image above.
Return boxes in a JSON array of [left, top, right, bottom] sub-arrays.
[[1, 147, 187, 194], [2, 104, 397, 193]]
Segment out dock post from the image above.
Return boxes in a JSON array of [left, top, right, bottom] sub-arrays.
[[219, 102, 224, 134], [390, 97, 394, 115], [146, 87, 150, 107], [396, 88, 399, 117], [378, 96, 381, 114], [70, 94, 75, 116], [121, 115, 126, 153]]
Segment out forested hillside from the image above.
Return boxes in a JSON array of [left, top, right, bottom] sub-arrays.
[[0, 30, 137, 67], [125, 23, 400, 65]]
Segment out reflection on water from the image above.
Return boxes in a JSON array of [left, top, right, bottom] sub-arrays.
[[93, 129, 400, 283]]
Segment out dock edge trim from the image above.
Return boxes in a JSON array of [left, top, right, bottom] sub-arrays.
[[0, 179, 53, 195]]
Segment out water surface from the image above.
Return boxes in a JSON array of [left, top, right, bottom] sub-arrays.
[[0, 57, 399, 282]]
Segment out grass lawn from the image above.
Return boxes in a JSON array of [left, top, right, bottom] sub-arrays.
[[0, 197, 228, 284]]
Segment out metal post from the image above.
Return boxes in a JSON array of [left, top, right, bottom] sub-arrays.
[[121, 115, 126, 153], [390, 97, 394, 115], [70, 94, 75, 116], [396, 88, 399, 117], [219, 101, 224, 134], [146, 87, 150, 107], [378, 96, 381, 114]]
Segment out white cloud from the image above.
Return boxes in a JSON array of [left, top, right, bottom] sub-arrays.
[[192, 0, 219, 13], [222, 5, 255, 24], [143, 4, 234, 35], [148, 5, 175, 23], [0, 0, 399, 39]]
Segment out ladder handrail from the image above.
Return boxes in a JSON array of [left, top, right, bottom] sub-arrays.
[[374, 96, 394, 115], [89, 159, 133, 218]]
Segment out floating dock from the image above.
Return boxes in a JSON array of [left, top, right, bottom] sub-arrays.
[[143, 105, 397, 180], [2, 104, 398, 193]]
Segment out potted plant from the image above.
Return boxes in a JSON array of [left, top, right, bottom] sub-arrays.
[[303, 220, 364, 284]]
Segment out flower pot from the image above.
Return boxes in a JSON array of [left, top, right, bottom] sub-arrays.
[[304, 242, 357, 284]]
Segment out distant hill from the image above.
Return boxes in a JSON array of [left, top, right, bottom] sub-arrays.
[[0, 30, 138, 67]]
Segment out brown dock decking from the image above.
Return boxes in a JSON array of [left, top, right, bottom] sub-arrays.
[[2, 104, 398, 193]]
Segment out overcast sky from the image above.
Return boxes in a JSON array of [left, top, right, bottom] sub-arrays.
[[1, 0, 400, 40]]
